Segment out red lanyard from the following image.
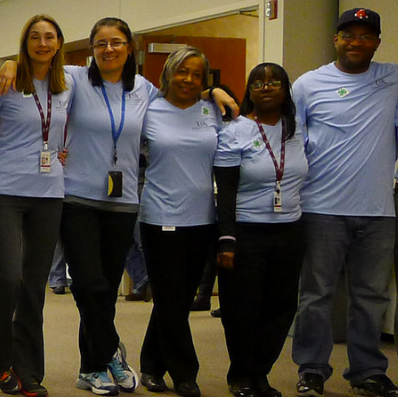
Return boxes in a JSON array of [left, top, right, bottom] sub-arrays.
[[33, 91, 52, 150], [254, 116, 285, 182]]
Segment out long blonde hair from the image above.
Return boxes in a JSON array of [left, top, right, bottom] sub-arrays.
[[16, 14, 66, 94]]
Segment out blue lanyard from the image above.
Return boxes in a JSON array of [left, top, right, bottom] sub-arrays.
[[101, 85, 126, 165]]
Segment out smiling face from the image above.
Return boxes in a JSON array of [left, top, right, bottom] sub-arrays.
[[249, 66, 285, 114], [165, 56, 205, 109], [92, 26, 132, 82], [26, 20, 61, 70], [334, 23, 380, 74]]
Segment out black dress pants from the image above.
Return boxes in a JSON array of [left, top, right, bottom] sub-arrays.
[[218, 221, 304, 386], [0, 196, 62, 382], [61, 202, 136, 373], [140, 223, 214, 385]]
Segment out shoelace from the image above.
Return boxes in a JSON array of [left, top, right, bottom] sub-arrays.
[[109, 355, 128, 380], [93, 372, 112, 383]]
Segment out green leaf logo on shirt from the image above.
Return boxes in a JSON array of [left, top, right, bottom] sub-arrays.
[[253, 139, 261, 149], [337, 87, 349, 97], [202, 106, 210, 116]]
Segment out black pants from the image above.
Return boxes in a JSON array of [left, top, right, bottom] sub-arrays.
[[61, 203, 136, 373], [218, 221, 304, 386], [140, 223, 214, 385], [0, 196, 62, 382]]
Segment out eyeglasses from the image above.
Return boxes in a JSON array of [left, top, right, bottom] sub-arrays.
[[250, 80, 282, 90], [93, 41, 128, 50], [339, 33, 378, 43]]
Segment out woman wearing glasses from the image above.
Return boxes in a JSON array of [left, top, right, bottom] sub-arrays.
[[214, 63, 308, 397]]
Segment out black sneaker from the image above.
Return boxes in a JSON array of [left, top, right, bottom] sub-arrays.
[[0, 369, 21, 394], [297, 373, 324, 397], [350, 374, 398, 397], [20, 377, 48, 397]]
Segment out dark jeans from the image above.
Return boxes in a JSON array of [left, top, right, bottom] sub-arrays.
[[61, 202, 136, 373], [140, 223, 214, 385], [0, 195, 62, 381], [218, 220, 304, 386]]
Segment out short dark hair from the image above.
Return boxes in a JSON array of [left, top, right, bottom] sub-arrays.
[[88, 17, 136, 91], [240, 62, 296, 140]]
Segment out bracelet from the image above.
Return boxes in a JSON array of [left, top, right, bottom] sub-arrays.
[[208, 86, 217, 101]]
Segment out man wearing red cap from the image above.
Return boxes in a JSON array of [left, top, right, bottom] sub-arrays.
[[292, 8, 398, 397]]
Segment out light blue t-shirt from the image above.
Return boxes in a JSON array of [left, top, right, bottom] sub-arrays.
[[214, 116, 308, 223], [294, 62, 398, 217], [140, 98, 222, 226], [0, 75, 73, 198], [64, 66, 158, 206]]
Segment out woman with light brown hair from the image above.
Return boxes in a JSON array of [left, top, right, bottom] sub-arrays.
[[0, 14, 72, 397]]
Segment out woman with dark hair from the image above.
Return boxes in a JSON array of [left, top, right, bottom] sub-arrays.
[[0, 14, 72, 397], [214, 63, 308, 397], [139, 46, 222, 397], [60, 17, 150, 396]]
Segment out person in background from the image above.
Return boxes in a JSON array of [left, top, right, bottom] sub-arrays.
[[0, 14, 72, 397], [214, 63, 307, 397], [190, 84, 240, 315], [124, 148, 151, 302], [139, 46, 222, 397], [292, 8, 398, 397], [48, 238, 69, 295]]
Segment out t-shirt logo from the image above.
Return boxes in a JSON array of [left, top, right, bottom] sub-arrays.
[[337, 87, 349, 97], [253, 139, 261, 149], [202, 106, 210, 116]]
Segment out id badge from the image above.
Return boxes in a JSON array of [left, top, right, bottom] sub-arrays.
[[108, 171, 123, 197], [274, 183, 282, 212], [40, 151, 51, 173]]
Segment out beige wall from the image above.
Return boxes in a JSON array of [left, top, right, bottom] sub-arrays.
[[144, 14, 258, 83], [0, 0, 260, 58], [340, 0, 398, 63], [283, 0, 338, 82]]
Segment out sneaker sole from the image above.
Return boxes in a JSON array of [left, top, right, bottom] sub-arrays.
[[76, 379, 118, 396], [117, 366, 139, 393], [21, 390, 48, 397], [297, 391, 324, 397]]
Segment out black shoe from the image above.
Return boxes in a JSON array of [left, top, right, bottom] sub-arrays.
[[350, 374, 398, 397], [297, 373, 324, 396], [211, 308, 221, 318], [52, 286, 66, 295], [254, 378, 282, 397], [141, 373, 167, 392], [125, 283, 152, 302], [20, 377, 48, 397], [190, 298, 211, 311], [229, 384, 255, 397], [175, 381, 201, 397], [0, 369, 21, 394]]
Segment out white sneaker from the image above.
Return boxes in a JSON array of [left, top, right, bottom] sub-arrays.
[[76, 371, 119, 395], [107, 342, 139, 392]]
